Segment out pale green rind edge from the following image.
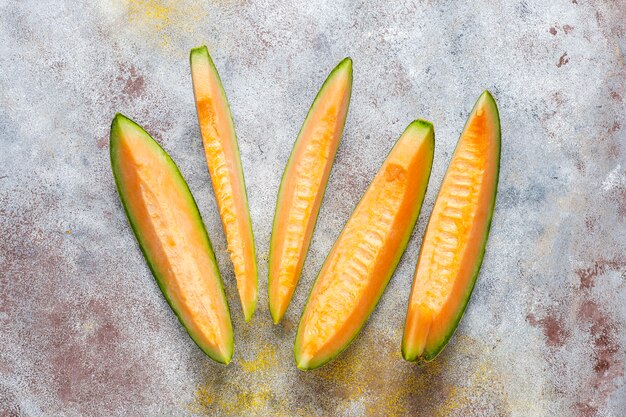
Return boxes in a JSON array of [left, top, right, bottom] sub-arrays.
[[268, 57, 353, 324], [402, 90, 501, 363], [190, 46, 258, 322], [294, 120, 435, 370], [110, 113, 234, 364]]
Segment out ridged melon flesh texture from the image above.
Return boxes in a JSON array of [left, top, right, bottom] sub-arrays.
[[110, 114, 234, 364], [403, 91, 500, 362], [190, 46, 258, 321], [295, 121, 435, 370], [269, 58, 352, 324]]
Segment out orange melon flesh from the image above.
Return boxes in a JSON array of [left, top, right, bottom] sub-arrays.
[[110, 114, 234, 364], [403, 91, 500, 362], [190, 46, 258, 321], [295, 120, 435, 370], [269, 58, 352, 324]]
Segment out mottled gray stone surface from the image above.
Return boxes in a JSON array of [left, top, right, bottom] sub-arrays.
[[1, 1, 624, 416]]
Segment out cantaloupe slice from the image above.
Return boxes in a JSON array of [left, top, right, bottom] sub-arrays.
[[110, 114, 234, 364], [402, 91, 500, 362], [190, 46, 258, 321], [294, 121, 435, 370], [269, 58, 352, 324]]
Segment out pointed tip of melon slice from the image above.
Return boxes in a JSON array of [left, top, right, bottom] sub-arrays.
[[327, 57, 352, 89], [242, 301, 256, 323], [338, 56, 352, 68], [404, 119, 435, 152], [209, 332, 235, 365], [407, 119, 434, 134], [223, 348, 234, 365], [477, 90, 498, 112], [111, 113, 142, 135], [480, 89, 495, 101], [214, 345, 234, 365], [269, 291, 291, 324], [111, 112, 128, 129], [190, 45, 209, 57], [269, 304, 283, 325], [190, 45, 214, 70], [473, 90, 500, 131], [295, 351, 314, 371], [110, 113, 143, 149], [402, 304, 434, 362], [332, 57, 352, 78]]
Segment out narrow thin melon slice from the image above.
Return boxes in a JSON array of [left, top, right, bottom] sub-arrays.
[[190, 46, 258, 321], [294, 121, 435, 370], [402, 91, 500, 362], [110, 114, 234, 364], [269, 58, 353, 324]]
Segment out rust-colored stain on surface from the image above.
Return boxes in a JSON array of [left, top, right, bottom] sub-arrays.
[[1, 0, 625, 416], [118, 64, 146, 100], [556, 52, 569, 68], [527, 310, 570, 347]]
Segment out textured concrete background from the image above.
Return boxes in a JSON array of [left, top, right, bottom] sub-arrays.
[[1, 0, 624, 416]]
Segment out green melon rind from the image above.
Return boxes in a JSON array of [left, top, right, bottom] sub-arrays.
[[402, 91, 501, 363], [294, 120, 435, 370], [268, 57, 353, 324], [190, 46, 259, 322], [110, 113, 234, 364]]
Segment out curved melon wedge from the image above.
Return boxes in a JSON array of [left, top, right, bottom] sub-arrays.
[[402, 91, 500, 363], [110, 114, 234, 364], [295, 120, 435, 370], [190, 46, 258, 321], [269, 58, 353, 324]]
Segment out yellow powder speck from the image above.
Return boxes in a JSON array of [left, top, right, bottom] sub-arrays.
[[194, 386, 214, 407], [239, 344, 277, 372], [124, 0, 208, 53]]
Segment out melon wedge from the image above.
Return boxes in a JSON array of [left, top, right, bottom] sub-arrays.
[[402, 91, 500, 362], [269, 58, 353, 324], [190, 46, 258, 321], [110, 114, 234, 364], [294, 120, 435, 370]]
